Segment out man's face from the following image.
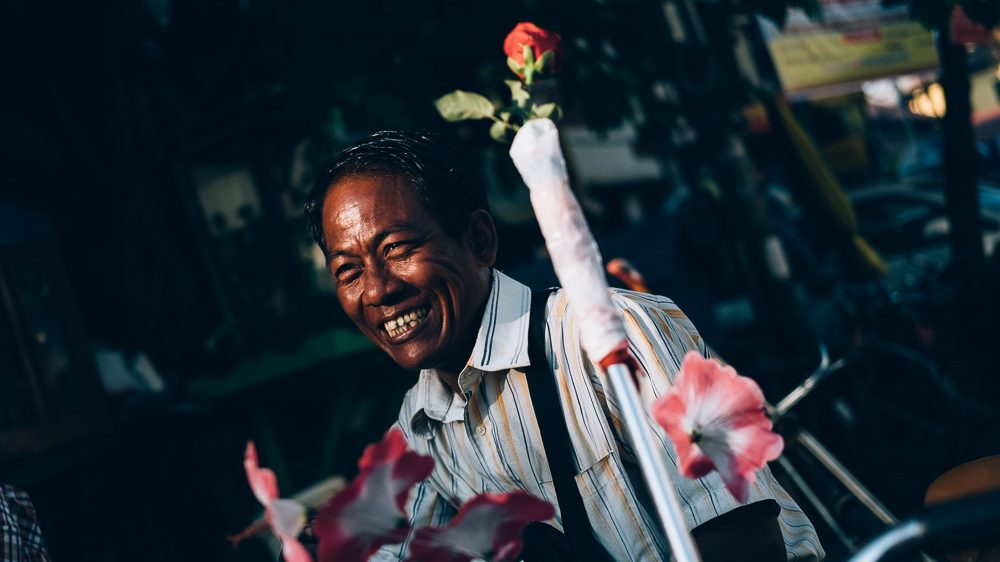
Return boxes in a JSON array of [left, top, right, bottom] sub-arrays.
[[321, 174, 493, 371]]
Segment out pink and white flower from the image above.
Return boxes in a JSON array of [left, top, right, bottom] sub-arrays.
[[243, 442, 313, 562], [313, 427, 434, 562], [651, 351, 784, 503], [405, 491, 555, 562]]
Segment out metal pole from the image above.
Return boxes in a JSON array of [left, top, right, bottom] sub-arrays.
[[936, 28, 985, 276], [607, 364, 701, 562], [936, 25, 990, 397], [797, 429, 898, 525], [775, 456, 857, 550], [846, 520, 926, 562]]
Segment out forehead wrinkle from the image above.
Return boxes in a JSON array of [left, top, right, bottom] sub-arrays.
[[322, 174, 435, 259], [323, 197, 365, 252]]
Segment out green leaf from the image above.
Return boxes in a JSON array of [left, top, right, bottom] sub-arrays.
[[434, 91, 496, 122], [522, 45, 536, 86], [522, 44, 535, 67], [505, 80, 531, 106], [489, 121, 511, 143], [507, 57, 524, 77], [531, 102, 563, 121]]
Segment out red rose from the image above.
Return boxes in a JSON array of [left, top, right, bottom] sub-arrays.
[[503, 22, 562, 78]]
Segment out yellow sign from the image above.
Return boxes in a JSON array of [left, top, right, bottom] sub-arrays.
[[767, 22, 939, 94]]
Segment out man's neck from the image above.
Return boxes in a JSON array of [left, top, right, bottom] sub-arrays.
[[432, 269, 494, 396], [435, 268, 496, 394], [436, 370, 462, 395]]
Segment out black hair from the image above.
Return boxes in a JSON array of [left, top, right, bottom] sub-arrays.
[[304, 130, 490, 255]]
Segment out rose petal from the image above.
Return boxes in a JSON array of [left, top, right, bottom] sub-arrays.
[[502, 22, 562, 73]]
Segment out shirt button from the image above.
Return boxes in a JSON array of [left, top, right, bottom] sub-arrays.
[[476, 425, 486, 436]]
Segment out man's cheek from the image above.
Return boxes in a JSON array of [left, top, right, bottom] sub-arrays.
[[336, 289, 364, 321]]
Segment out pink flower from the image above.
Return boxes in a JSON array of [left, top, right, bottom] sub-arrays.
[[243, 442, 313, 562], [651, 351, 783, 503], [313, 427, 434, 562], [405, 491, 555, 562]]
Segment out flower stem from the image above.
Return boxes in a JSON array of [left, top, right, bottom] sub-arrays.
[[488, 114, 519, 131]]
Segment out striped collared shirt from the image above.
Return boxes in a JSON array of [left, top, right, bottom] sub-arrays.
[[375, 270, 823, 561]]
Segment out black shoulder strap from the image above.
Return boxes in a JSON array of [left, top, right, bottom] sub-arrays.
[[525, 289, 613, 562]]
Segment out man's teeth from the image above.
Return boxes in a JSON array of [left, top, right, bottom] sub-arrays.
[[384, 308, 429, 337]]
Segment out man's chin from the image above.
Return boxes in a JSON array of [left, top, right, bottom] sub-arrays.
[[384, 345, 438, 372], [392, 349, 463, 373]]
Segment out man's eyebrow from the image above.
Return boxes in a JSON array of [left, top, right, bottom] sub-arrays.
[[325, 223, 421, 260]]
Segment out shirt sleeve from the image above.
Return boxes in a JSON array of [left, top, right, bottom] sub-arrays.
[[584, 290, 775, 529], [594, 290, 709, 464], [583, 291, 824, 561]]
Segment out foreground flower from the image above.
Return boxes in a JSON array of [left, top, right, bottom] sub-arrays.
[[243, 442, 313, 562], [503, 22, 562, 82], [651, 352, 783, 502], [406, 491, 555, 562], [313, 427, 434, 562]]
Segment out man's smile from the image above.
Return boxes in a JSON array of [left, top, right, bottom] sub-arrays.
[[382, 306, 432, 340], [320, 173, 496, 371]]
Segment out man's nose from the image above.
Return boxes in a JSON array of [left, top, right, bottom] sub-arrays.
[[363, 263, 405, 306]]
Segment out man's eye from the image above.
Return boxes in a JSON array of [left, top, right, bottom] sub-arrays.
[[334, 264, 360, 280], [385, 241, 413, 255]]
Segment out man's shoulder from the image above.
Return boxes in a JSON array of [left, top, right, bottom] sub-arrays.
[[545, 287, 685, 320], [545, 287, 702, 354]]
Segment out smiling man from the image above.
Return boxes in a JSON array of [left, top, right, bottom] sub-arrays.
[[304, 130, 823, 561]]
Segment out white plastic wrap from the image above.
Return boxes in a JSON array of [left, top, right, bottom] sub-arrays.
[[509, 118, 627, 363]]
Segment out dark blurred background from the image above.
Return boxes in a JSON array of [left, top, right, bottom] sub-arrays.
[[2, 0, 999, 560]]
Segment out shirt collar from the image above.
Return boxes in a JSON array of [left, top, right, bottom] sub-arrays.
[[469, 269, 533, 372], [406, 269, 532, 438]]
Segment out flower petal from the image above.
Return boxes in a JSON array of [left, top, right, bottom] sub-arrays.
[[244, 441, 279, 506], [358, 426, 409, 472], [502, 22, 562, 73], [276, 532, 313, 562], [406, 491, 555, 562], [242, 444, 314, 562], [651, 352, 784, 503], [314, 428, 434, 562], [269, 499, 307, 539]]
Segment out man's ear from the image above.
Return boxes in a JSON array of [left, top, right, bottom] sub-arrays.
[[465, 209, 499, 267]]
